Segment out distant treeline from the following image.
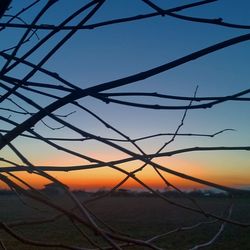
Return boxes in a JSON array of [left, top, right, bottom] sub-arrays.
[[1, 188, 250, 198], [0, 189, 16, 195], [72, 188, 250, 198]]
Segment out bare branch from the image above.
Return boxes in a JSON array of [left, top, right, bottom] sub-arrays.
[[189, 204, 233, 250], [1, 1, 249, 248]]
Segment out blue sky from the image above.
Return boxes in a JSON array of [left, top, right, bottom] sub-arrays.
[[1, 0, 250, 190]]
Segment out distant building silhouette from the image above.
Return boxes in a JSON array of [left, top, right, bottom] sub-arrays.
[[43, 182, 69, 195]]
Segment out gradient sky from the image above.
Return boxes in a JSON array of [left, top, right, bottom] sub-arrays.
[[1, 0, 250, 191]]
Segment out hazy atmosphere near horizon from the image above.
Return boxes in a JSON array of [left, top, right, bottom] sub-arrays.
[[0, 1, 250, 249]]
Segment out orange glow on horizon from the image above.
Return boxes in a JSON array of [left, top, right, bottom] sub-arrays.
[[2, 153, 249, 191]]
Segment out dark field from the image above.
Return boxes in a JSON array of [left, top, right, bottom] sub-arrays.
[[1, 195, 250, 249]]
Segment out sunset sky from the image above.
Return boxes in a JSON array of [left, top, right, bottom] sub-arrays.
[[1, 0, 250, 191]]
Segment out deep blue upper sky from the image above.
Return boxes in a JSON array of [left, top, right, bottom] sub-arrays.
[[1, 0, 250, 189]]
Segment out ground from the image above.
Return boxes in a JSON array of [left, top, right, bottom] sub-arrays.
[[0, 195, 250, 249]]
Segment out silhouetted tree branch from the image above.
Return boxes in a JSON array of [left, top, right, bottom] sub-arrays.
[[0, 1, 249, 249]]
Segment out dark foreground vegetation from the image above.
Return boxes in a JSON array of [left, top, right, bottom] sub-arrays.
[[0, 194, 249, 250]]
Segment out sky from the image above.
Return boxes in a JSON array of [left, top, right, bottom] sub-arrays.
[[0, 0, 250, 191]]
